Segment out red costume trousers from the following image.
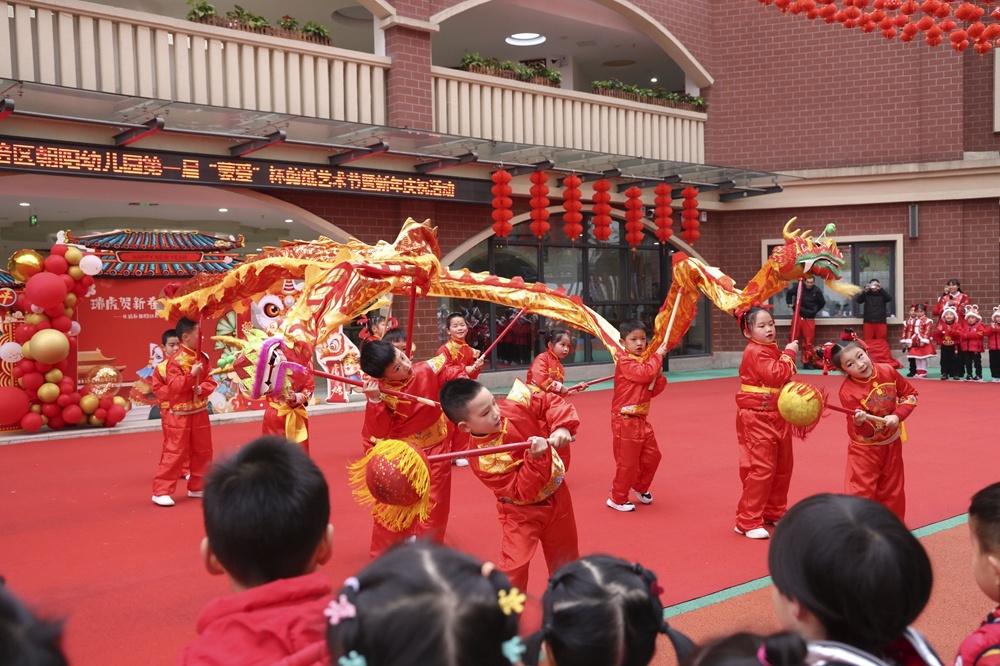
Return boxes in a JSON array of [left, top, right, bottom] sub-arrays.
[[845, 440, 905, 521], [863, 323, 902, 368], [152, 411, 213, 496], [800, 319, 817, 365], [497, 484, 579, 591], [609, 414, 662, 505], [262, 405, 310, 454], [735, 408, 793, 531], [369, 441, 453, 558]]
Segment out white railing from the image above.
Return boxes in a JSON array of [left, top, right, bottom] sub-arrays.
[[0, 0, 388, 124], [432, 66, 705, 163]]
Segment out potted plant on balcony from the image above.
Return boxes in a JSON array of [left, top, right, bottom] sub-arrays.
[[459, 53, 517, 80], [521, 62, 561, 87], [185, 0, 218, 22], [224, 5, 269, 33], [301, 21, 332, 45], [592, 79, 706, 111]]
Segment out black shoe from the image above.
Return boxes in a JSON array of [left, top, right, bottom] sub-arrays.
[[906, 371, 916, 377]]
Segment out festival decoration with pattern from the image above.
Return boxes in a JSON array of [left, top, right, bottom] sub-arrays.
[[61, 230, 243, 277], [759, 0, 1000, 52], [623, 186, 645, 248], [528, 171, 551, 240], [591, 179, 613, 241], [680, 186, 700, 245], [561, 174, 584, 241], [653, 182, 674, 244], [491, 170, 514, 239]]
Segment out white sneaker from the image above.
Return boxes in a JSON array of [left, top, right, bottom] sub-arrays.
[[734, 526, 770, 539], [187, 490, 204, 498], [152, 495, 175, 507], [606, 498, 636, 512], [453, 458, 469, 467], [631, 488, 653, 504]]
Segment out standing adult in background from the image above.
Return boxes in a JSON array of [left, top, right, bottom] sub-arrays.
[[785, 276, 826, 369], [933, 278, 969, 320], [853, 279, 902, 368]]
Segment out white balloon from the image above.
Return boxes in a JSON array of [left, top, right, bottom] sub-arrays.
[[0, 341, 23, 363], [68, 322, 81, 336], [31, 305, 44, 314], [79, 254, 103, 276]]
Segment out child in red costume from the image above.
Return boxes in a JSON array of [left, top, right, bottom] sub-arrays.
[[828, 341, 917, 521], [900, 303, 935, 379], [961, 305, 988, 381], [261, 343, 315, 453], [934, 306, 963, 381], [360, 340, 465, 558], [152, 317, 216, 507], [734, 306, 799, 539], [955, 482, 1000, 666], [178, 436, 334, 666], [440, 377, 579, 591], [607, 320, 668, 513], [527, 328, 587, 470], [437, 313, 485, 467], [987, 308, 1000, 383]]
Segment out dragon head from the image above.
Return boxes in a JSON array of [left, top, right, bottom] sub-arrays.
[[773, 218, 859, 297]]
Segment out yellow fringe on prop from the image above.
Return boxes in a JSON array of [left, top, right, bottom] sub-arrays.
[[824, 277, 861, 298], [347, 438, 432, 532]]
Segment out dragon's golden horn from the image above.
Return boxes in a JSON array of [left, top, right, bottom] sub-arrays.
[[211, 335, 247, 349], [782, 217, 800, 241]]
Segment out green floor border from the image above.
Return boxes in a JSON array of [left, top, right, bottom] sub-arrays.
[[662, 512, 969, 619]]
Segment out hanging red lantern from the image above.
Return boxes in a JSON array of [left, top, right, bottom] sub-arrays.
[[681, 185, 700, 245], [491, 170, 513, 238], [624, 186, 645, 248], [561, 174, 583, 242], [529, 170, 550, 240], [591, 179, 612, 242], [653, 182, 673, 244]]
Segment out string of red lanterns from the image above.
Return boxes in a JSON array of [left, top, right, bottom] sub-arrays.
[[759, 0, 1000, 52], [491, 170, 513, 239], [528, 171, 550, 240], [561, 174, 584, 242], [624, 186, 645, 248], [653, 182, 674, 245], [591, 179, 613, 242], [681, 186, 700, 245]]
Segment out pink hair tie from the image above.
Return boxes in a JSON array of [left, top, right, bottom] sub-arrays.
[[757, 644, 774, 666]]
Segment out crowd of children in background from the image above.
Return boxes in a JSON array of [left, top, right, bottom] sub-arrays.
[[919, 279, 1000, 382]]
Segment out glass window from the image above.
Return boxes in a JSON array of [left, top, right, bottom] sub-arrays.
[[770, 240, 893, 320]]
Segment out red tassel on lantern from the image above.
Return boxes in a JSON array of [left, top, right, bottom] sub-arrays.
[[592, 179, 612, 242], [681, 185, 700, 245], [491, 170, 513, 238], [624, 186, 645, 248], [562, 174, 583, 241], [653, 182, 673, 245], [529, 171, 550, 240]]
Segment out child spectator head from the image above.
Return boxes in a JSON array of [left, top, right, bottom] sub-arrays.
[[966, 305, 983, 325], [440, 378, 500, 435], [968, 482, 1000, 604], [201, 436, 333, 589], [681, 631, 807, 666], [914, 303, 926, 315], [381, 328, 407, 353], [326, 542, 522, 666], [523, 554, 695, 666], [175, 317, 199, 347], [445, 313, 469, 340], [942, 307, 958, 324], [992, 307, 1000, 326], [161, 328, 180, 357], [946, 279, 963, 292], [0, 584, 68, 666], [768, 494, 931, 654], [364, 315, 387, 340], [360, 339, 411, 381]]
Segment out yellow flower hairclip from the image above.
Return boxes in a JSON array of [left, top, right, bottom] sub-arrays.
[[498, 588, 526, 616]]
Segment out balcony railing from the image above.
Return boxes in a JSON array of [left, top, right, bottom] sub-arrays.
[[0, 0, 388, 124], [432, 66, 705, 163]]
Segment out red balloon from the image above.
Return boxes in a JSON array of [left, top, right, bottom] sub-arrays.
[[33, 362, 52, 373], [57, 394, 71, 407], [59, 383, 73, 396], [72, 284, 87, 298], [59, 273, 75, 291], [14, 324, 37, 344], [17, 359, 35, 374], [21, 372, 44, 392], [20, 412, 43, 432], [55, 360, 68, 371], [35, 319, 52, 331], [0, 386, 31, 426], [99, 397, 113, 411], [81, 275, 95, 287], [107, 404, 127, 424], [44, 255, 69, 275], [48, 415, 66, 430], [44, 305, 64, 319], [25, 272, 68, 309], [94, 408, 107, 421], [50, 316, 72, 333], [50, 244, 68, 257], [11, 367, 23, 379], [41, 402, 61, 418], [61, 404, 83, 424], [69, 392, 81, 404]]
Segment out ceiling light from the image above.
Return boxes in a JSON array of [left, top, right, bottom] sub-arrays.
[[18, 202, 29, 206], [218, 208, 228, 213], [284, 219, 293, 223], [650, 77, 658, 83], [506, 32, 546, 46]]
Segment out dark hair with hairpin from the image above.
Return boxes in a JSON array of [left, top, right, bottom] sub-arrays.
[[545, 328, 571, 347], [737, 306, 769, 335], [0, 585, 68, 666], [522, 554, 695, 666], [969, 481, 1000, 555]]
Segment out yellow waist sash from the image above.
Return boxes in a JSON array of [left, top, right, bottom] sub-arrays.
[[275, 403, 309, 443], [740, 384, 781, 394]]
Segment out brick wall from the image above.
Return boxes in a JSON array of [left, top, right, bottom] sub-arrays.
[[963, 50, 1000, 152], [384, 26, 434, 130]]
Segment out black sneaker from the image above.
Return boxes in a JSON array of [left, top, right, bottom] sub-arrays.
[[631, 488, 653, 505]]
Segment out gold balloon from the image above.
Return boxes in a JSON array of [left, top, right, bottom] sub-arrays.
[[84, 364, 122, 399], [88, 414, 104, 426], [64, 247, 83, 266], [21, 342, 33, 361], [30, 404, 41, 413], [112, 395, 132, 412], [29, 329, 70, 364], [25, 314, 44, 326], [64, 293, 77, 308], [44, 369, 63, 383], [67, 266, 84, 281], [79, 394, 100, 415], [8, 249, 44, 282], [37, 382, 60, 403]]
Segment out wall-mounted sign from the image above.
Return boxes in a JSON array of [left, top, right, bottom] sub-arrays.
[[0, 136, 492, 203]]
